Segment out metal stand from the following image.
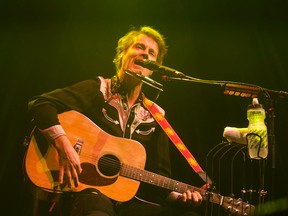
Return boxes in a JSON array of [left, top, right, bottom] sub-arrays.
[[159, 69, 288, 204]]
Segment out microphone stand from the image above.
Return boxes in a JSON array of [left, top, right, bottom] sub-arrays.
[[162, 73, 288, 203]]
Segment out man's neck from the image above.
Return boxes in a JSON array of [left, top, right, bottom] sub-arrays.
[[126, 83, 142, 109]]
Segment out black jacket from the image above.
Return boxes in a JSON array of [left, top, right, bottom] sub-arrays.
[[28, 76, 172, 204]]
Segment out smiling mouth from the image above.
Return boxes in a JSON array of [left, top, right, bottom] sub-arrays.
[[132, 61, 145, 73], [134, 59, 145, 66]]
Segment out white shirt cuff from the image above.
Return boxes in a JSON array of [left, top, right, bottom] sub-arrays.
[[40, 125, 66, 141]]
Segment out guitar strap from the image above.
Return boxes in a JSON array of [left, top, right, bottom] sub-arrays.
[[142, 94, 212, 184]]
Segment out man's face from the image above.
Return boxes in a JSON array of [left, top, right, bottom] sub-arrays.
[[120, 34, 159, 77]]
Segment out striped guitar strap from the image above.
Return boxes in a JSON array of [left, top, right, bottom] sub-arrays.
[[142, 94, 212, 184]]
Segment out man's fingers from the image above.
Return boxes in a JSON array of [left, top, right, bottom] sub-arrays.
[[76, 164, 83, 175], [71, 166, 79, 187], [64, 166, 73, 188], [192, 191, 202, 203], [178, 191, 203, 207]]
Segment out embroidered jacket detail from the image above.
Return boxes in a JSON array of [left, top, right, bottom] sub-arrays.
[[102, 108, 119, 125], [98, 76, 164, 138], [135, 127, 155, 135]]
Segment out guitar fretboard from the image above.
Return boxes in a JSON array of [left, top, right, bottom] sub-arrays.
[[120, 163, 222, 205]]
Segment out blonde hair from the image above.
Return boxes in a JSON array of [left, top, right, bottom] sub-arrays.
[[113, 26, 168, 71]]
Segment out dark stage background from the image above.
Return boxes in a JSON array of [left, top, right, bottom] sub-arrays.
[[1, 0, 288, 215]]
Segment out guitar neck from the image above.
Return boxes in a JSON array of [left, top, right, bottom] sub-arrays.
[[120, 164, 222, 204]]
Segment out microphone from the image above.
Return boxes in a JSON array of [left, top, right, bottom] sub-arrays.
[[134, 60, 186, 78]]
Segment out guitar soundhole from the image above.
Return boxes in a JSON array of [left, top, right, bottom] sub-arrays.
[[97, 154, 121, 177]]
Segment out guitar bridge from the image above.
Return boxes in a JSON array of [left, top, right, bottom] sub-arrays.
[[74, 138, 84, 154]]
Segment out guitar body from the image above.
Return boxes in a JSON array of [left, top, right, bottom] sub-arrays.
[[24, 110, 146, 202]]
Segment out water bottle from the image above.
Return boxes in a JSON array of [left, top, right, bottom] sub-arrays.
[[246, 98, 268, 159]]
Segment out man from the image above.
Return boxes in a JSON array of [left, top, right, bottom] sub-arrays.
[[28, 26, 203, 216]]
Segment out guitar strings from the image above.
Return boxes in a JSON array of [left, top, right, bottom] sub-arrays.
[[75, 149, 209, 196]]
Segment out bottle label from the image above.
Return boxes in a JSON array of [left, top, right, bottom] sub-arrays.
[[247, 129, 268, 159]]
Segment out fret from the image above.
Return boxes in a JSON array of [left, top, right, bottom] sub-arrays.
[[121, 164, 191, 193], [122, 164, 219, 201], [121, 163, 222, 204]]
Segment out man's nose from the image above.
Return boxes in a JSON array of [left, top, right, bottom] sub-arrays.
[[142, 53, 148, 59], [141, 53, 148, 59]]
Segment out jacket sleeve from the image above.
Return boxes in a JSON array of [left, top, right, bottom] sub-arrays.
[[28, 77, 105, 129]]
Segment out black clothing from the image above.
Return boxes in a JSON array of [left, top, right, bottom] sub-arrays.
[[28, 76, 199, 216]]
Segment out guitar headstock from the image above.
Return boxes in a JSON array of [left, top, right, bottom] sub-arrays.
[[222, 196, 255, 215]]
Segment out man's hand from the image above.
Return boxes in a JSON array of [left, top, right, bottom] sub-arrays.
[[167, 190, 203, 207], [53, 135, 82, 187], [176, 190, 203, 207]]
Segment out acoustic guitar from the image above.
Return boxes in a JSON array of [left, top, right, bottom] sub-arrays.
[[24, 110, 255, 215]]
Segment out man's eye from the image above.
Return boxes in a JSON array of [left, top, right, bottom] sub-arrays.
[[135, 44, 143, 49]]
